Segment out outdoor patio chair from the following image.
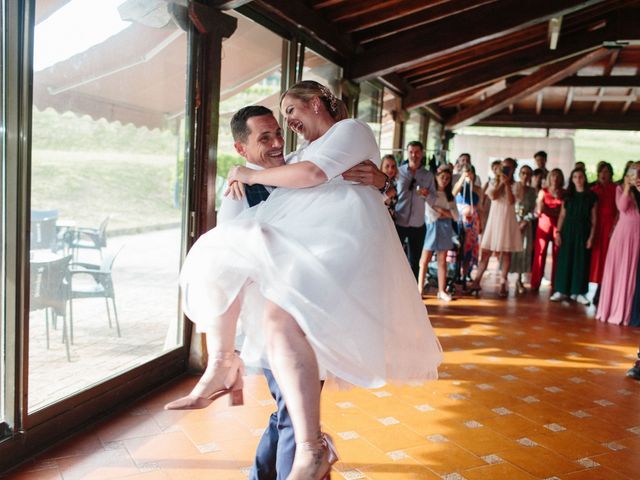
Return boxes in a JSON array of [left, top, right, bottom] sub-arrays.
[[31, 216, 59, 251], [69, 216, 110, 260], [30, 255, 73, 361], [31, 209, 59, 221], [69, 245, 123, 342]]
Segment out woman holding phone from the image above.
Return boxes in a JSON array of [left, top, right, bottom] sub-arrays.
[[467, 157, 522, 297]]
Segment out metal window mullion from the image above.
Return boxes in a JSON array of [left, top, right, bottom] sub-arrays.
[[4, 0, 34, 435]]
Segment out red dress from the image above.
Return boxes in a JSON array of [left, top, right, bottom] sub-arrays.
[[589, 182, 617, 283], [531, 188, 563, 290]]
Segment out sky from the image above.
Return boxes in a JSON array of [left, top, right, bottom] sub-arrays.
[[34, 0, 130, 71]]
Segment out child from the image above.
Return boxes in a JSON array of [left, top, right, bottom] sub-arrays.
[[418, 165, 459, 301]]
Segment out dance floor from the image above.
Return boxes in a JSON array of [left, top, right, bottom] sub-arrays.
[[5, 289, 640, 480]]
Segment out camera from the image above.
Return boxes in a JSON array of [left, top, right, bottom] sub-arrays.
[[501, 166, 511, 176]]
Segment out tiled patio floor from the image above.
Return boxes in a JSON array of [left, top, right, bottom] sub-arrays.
[[7, 281, 640, 479]]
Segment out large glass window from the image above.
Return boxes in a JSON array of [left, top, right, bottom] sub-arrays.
[[426, 117, 444, 162], [358, 82, 383, 144], [301, 49, 341, 95], [379, 88, 397, 157], [28, 0, 189, 412], [405, 109, 422, 146], [216, 12, 283, 208]]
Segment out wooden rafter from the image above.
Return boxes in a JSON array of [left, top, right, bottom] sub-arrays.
[[338, 0, 450, 33], [478, 112, 640, 130], [351, 0, 495, 40], [507, 75, 640, 88], [403, 28, 608, 109], [622, 88, 636, 114], [603, 48, 620, 75], [445, 47, 613, 130], [592, 87, 605, 113], [564, 87, 574, 114], [350, 0, 606, 80], [318, 0, 414, 22], [250, 0, 355, 58], [209, 0, 254, 9], [536, 92, 544, 115]]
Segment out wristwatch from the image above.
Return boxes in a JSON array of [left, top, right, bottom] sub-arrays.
[[379, 175, 392, 194]]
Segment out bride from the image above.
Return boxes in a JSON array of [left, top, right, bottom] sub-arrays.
[[167, 80, 442, 480]]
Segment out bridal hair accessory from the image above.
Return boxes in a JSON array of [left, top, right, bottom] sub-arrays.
[[318, 84, 338, 114]]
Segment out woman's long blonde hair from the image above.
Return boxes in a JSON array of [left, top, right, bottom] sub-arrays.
[[280, 80, 349, 121]]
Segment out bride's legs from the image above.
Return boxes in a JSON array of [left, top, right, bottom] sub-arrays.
[[164, 294, 243, 410], [191, 294, 242, 397], [262, 300, 331, 480]]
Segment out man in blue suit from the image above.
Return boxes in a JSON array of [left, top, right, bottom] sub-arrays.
[[221, 105, 389, 479]]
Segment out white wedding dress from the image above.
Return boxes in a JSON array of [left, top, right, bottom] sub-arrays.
[[180, 119, 442, 388]]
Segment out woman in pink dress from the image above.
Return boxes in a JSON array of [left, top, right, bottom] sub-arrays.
[[589, 162, 618, 286], [468, 158, 522, 298], [596, 162, 640, 325]]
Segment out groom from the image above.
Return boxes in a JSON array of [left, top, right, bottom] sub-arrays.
[[220, 105, 389, 479]]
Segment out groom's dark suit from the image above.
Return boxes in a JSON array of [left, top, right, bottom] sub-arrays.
[[242, 183, 295, 480]]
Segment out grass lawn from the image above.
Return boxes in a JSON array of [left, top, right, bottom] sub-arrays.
[[31, 150, 182, 232]]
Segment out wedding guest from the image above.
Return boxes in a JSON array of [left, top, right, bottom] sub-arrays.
[[510, 165, 536, 294], [596, 162, 640, 325], [589, 162, 618, 290], [550, 169, 597, 305], [395, 141, 437, 278], [468, 158, 522, 297], [479, 160, 502, 242], [380, 154, 398, 219], [534, 150, 549, 187], [530, 169, 565, 291], [418, 165, 458, 301], [453, 164, 483, 286]]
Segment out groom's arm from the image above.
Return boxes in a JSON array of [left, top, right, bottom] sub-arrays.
[[341, 160, 387, 190]]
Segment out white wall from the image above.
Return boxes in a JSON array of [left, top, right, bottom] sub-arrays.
[[451, 134, 575, 180]]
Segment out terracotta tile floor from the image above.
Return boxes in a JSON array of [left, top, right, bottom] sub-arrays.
[[6, 289, 640, 480]]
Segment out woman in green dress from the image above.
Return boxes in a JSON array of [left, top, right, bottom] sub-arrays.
[[509, 165, 537, 293], [550, 168, 597, 305]]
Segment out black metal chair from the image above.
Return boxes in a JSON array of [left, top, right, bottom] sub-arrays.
[[31, 216, 59, 251], [29, 255, 73, 361], [69, 246, 123, 342], [69, 216, 110, 260]]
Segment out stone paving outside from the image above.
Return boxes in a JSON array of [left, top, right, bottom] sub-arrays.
[[28, 228, 184, 412]]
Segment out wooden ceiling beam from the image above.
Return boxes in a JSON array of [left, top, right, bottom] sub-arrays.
[[403, 25, 546, 82], [339, 0, 449, 33], [350, 0, 607, 80], [507, 75, 640, 88], [250, 0, 355, 57], [622, 88, 636, 113], [403, 5, 608, 85], [536, 92, 544, 115], [409, 38, 545, 87], [403, 28, 608, 109], [379, 73, 414, 97], [348, 0, 489, 39], [477, 112, 640, 130], [445, 47, 613, 130], [320, 0, 415, 22], [564, 87, 574, 114], [602, 48, 620, 75], [209, 0, 254, 9]]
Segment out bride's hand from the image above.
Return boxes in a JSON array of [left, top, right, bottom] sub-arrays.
[[228, 165, 253, 185], [224, 180, 245, 199]]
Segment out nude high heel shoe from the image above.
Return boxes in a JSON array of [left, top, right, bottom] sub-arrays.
[[164, 352, 244, 410], [289, 433, 339, 480]]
